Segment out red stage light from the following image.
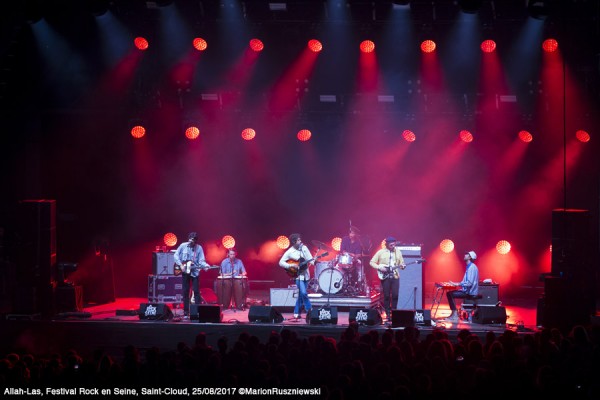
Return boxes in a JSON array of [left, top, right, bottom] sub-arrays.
[[459, 130, 473, 143], [134, 37, 149, 50], [308, 39, 322, 53], [193, 38, 207, 51], [439, 239, 454, 253], [130, 125, 146, 138], [222, 235, 235, 249], [297, 129, 312, 142], [276, 235, 290, 249], [331, 237, 342, 252], [496, 240, 511, 255], [519, 130, 533, 143], [542, 38, 558, 53], [481, 39, 496, 53], [163, 232, 177, 247], [241, 128, 256, 141], [576, 130, 590, 143], [420, 40, 436, 53], [360, 40, 375, 53], [185, 126, 200, 140], [402, 130, 416, 142], [249, 38, 264, 52]]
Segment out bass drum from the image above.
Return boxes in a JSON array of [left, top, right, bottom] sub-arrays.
[[318, 268, 345, 294]]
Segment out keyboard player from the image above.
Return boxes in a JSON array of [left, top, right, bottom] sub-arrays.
[[444, 251, 479, 322]]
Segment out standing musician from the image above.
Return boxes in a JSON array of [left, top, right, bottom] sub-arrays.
[[174, 232, 211, 318], [279, 233, 313, 321], [219, 248, 247, 310], [445, 251, 479, 322], [370, 236, 406, 320]]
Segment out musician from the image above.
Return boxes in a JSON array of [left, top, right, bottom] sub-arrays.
[[174, 232, 210, 318], [219, 248, 247, 310], [340, 226, 363, 258], [279, 233, 313, 320], [370, 236, 405, 320], [445, 251, 479, 322]]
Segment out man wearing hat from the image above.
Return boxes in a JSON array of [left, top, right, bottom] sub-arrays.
[[370, 236, 406, 320], [445, 251, 480, 322]]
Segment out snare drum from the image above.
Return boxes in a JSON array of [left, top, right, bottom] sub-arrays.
[[318, 268, 345, 294], [337, 252, 354, 269]]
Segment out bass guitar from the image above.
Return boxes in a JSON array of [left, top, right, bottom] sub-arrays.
[[285, 252, 329, 278], [178, 261, 220, 278], [377, 258, 425, 280]]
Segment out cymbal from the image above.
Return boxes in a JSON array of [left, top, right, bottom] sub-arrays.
[[311, 240, 333, 252]]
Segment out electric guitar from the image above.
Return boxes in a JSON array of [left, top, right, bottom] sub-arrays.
[[285, 252, 329, 278], [178, 261, 220, 278], [377, 258, 425, 280]]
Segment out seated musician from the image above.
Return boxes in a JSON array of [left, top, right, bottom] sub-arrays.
[[445, 251, 479, 322], [279, 233, 313, 321], [219, 248, 247, 310], [340, 226, 363, 261]]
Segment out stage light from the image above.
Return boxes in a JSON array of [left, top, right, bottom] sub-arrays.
[[440, 239, 454, 253], [164, 232, 177, 247], [88, 0, 109, 16], [308, 39, 322, 53], [249, 38, 264, 52], [134, 37, 149, 50], [420, 40, 436, 53], [542, 38, 558, 53], [519, 130, 533, 143], [130, 125, 146, 139], [496, 240, 511, 255], [458, 0, 482, 14], [360, 40, 375, 53], [528, 0, 550, 20], [276, 235, 290, 249], [402, 130, 416, 142], [331, 237, 342, 252], [459, 130, 473, 143], [185, 126, 200, 140], [193, 38, 208, 51], [481, 40, 496, 53], [222, 235, 235, 249], [297, 129, 312, 142], [241, 128, 256, 141], [576, 130, 590, 143], [378, 95, 394, 103]]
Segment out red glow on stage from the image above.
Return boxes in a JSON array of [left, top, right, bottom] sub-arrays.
[[193, 38, 208, 51], [481, 39, 496, 53], [163, 232, 177, 247], [519, 130, 533, 143], [134, 37, 149, 50], [297, 129, 312, 141], [308, 39, 322, 53], [130, 125, 146, 138], [459, 130, 473, 143], [222, 235, 235, 249], [276, 236, 290, 249], [402, 130, 416, 142], [249, 39, 264, 52], [360, 40, 375, 53], [440, 239, 454, 253], [331, 237, 342, 252], [496, 240, 511, 255], [185, 126, 200, 140], [241, 128, 256, 141], [542, 38, 558, 53], [576, 130, 590, 143], [420, 40, 436, 53]]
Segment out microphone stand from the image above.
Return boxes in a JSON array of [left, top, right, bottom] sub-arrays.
[[230, 259, 236, 313]]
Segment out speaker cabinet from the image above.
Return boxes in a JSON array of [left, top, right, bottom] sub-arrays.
[[192, 304, 222, 323], [248, 305, 284, 323], [463, 284, 499, 306], [152, 252, 176, 275], [414, 309, 432, 326], [309, 307, 338, 325], [349, 308, 382, 326], [391, 309, 415, 328], [138, 303, 173, 320], [473, 306, 507, 324]]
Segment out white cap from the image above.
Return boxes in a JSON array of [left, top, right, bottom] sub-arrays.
[[467, 251, 477, 260]]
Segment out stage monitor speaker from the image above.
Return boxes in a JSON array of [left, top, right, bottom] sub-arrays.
[[192, 304, 222, 323], [414, 309, 432, 326], [349, 308, 382, 326], [138, 303, 173, 320], [473, 306, 507, 324], [309, 307, 338, 325], [248, 305, 284, 323], [392, 309, 415, 328]]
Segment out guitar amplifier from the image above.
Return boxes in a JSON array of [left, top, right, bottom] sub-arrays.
[[148, 275, 183, 303], [464, 283, 499, 306], [152, 251, 176, 275], [270, 288, 298, 307]]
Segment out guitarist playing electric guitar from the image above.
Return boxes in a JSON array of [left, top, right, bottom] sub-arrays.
[[369, 236, 405, 321], [278, 233, 315, 321], [174, 232, 213, 319]]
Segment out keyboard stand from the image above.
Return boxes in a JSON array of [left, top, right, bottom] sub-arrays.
[[431, 286, 446, 319]]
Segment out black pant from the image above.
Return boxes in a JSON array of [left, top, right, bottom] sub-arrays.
[[446, 290, 468, 311], [182, 273, 201, 314], [380, 278, 399, 314]]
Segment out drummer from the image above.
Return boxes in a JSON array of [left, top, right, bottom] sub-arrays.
[[340, 226, 363, 262], [219, 248, 247, 310]]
